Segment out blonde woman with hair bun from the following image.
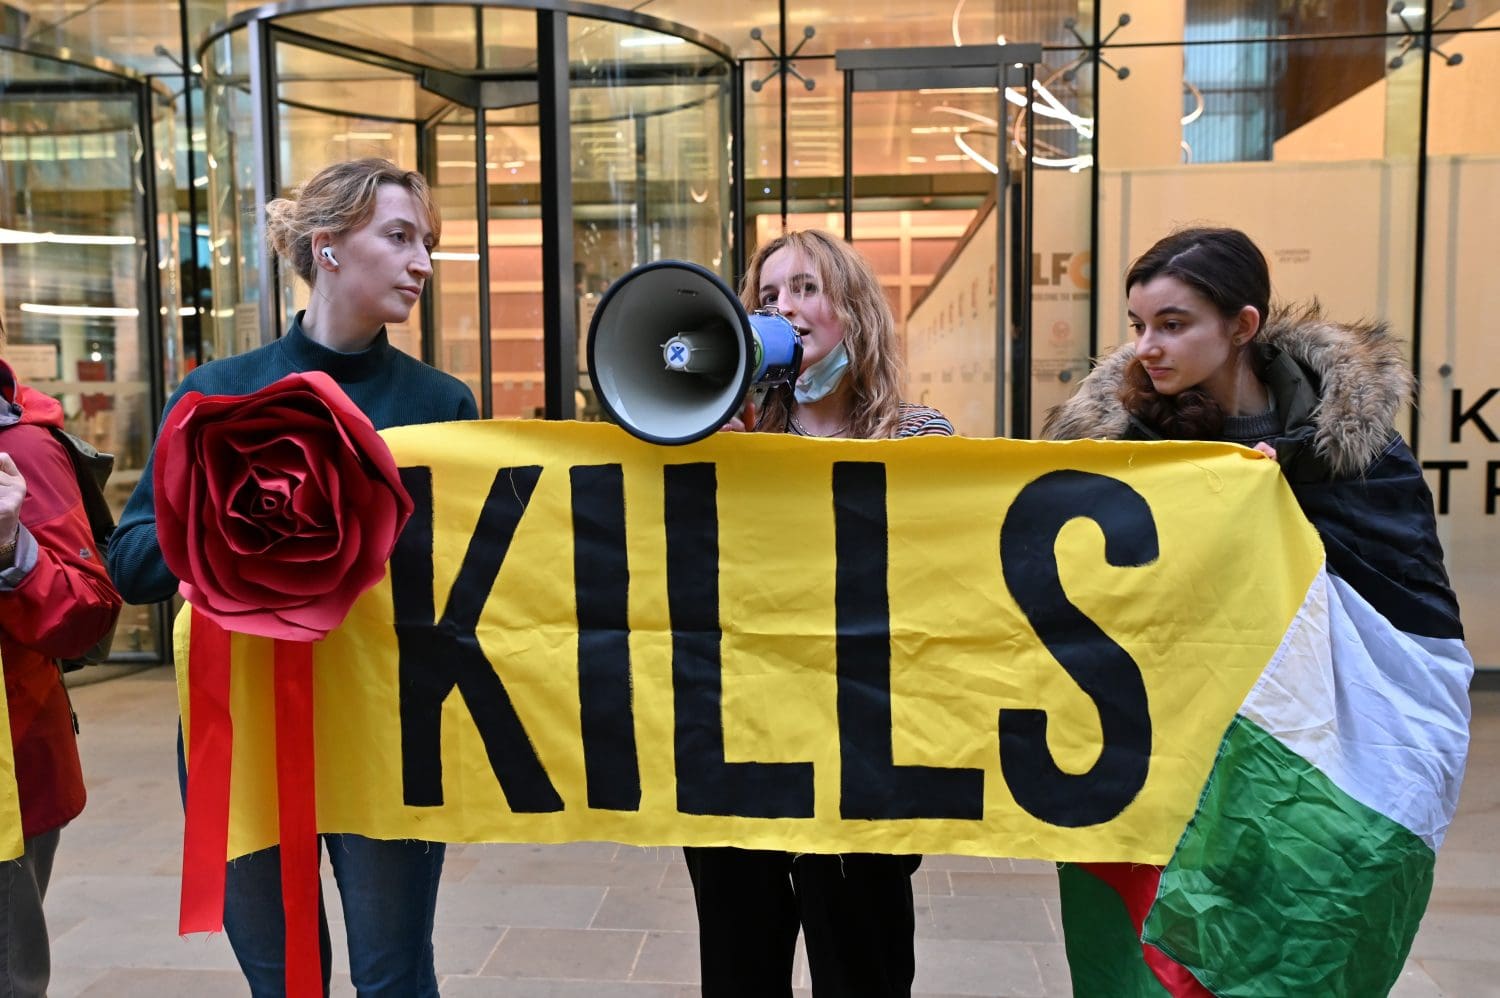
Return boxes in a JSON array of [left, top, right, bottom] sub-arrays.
[[108, 158, 475, 997]]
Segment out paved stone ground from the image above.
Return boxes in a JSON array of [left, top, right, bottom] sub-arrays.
[[37, 670, 1500, 996]]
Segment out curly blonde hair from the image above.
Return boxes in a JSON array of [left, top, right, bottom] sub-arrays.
[[739, 230, 903, 439], [264, 158, 439, 287]]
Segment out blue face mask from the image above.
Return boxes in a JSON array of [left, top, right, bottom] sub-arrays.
[[794, 340, 850, 404]]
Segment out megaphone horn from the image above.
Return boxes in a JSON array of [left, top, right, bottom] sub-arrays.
[[587, 260, 803, 445]]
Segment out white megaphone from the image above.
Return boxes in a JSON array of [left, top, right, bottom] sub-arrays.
[[586, 260, 804, 445]]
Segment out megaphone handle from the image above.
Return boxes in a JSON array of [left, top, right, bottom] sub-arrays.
[[721, 395, 758, 433]]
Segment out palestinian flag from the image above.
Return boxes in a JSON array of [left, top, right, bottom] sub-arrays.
[[1060, 557, 1473, 997]]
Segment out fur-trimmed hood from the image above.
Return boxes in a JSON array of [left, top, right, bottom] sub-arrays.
[[1042, 303, 1414, 477]]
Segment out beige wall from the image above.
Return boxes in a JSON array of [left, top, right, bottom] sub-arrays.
[[1098, 2, 1189, 170], [1418, 155, 1500, 667], [1276, 10, 1500, 162]]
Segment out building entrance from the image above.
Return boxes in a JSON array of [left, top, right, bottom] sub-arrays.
[[198, 1, 735, 419]]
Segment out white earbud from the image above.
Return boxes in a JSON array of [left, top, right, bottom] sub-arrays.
[[321, 247, 339, 267]]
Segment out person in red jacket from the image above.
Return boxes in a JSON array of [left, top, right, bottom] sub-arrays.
[[0, 316, 122, 998]]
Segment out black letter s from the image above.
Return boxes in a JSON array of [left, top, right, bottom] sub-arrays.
[[999, 470, 1157, 827]]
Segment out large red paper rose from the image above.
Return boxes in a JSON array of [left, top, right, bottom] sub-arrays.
[[154, 371, 413, 641]]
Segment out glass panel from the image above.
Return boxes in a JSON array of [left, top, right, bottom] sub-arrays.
[[432, 107, 546, 420], [176, 77, 211, 369], [845, 77, 1004, 436], [1095, 37, 1420, 355], [0, 46, 173, 658], [1419, 23, 1500, 671], [569, 17, 734, 277], [482, 7, 538, 70], [580, 0, 776, 59], [429, 113, 483, 410], [11, 0, 186, 74], [745, 68, 785, 187], [274, 39, 422, 357], [1027, 48, 1095, 432], [186, 0, 237, 64], [787, 62, 840, 212], [153, 88, 185, 417], [276, 42, 444, 123], [1099, 0, 1393, 44], [569, 16, 734, 416], [203, 25, 258, 361], [738, 0, 1090, 57], [197, 6, 731, 424], [276, 7, 481, 70], [480, 107, 546, 417], [486, 211, 544, 420]]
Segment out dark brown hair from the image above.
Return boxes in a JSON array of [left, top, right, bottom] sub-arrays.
[[1119, 227, 1270, 439]]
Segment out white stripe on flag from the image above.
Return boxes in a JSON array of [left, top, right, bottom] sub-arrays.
[[1238, 567, 1472, 850]]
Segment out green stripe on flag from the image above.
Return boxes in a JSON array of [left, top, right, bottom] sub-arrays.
[[1144, 716, 1435, 997], [1059, 863, 1172, 998]]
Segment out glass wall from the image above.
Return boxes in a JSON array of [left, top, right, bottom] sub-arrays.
[[0, 42, 179, 659], [1418, 17, 1500, 671], [199, 1, 733, 420]]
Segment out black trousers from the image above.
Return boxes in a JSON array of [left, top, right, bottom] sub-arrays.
[[683, 847, 921, 998]]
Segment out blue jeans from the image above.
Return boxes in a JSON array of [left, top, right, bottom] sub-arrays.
[[177, 728, 445, 997], [223, 835, 445, 998]]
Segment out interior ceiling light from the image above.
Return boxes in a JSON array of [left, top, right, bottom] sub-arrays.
[[950, 0, 967, 46], [0, 227, 136, 246], [621, 35, 684, 47], [1181, 81, 1205, 126], [20, 303, 139, 318], [952, 134, 999, 174], [949, 0, 1009, 48], [927, 71, 1199, 174]]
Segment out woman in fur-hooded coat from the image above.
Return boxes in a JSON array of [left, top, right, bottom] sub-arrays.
[[1040, 227, 1470, 997], [1043, 253, 1459, 638]]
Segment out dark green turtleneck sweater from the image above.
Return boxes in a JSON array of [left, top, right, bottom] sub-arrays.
[[107, 312, 477, 605]]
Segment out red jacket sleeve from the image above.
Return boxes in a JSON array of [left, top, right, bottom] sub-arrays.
[[0, 425, 122, 660]]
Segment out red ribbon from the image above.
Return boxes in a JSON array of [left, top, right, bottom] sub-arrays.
[[180, 610, 233, 934], [178, 612, 323, 997], [275, 638, 321, 998]]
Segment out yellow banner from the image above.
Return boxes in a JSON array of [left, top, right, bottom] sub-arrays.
[[0, 649, 20, 860], [177, 420, 1323, 863]]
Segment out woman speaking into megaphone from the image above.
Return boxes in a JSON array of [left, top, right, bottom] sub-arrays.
[[720, 229, 953, 443], [689, 229, 952, 998]]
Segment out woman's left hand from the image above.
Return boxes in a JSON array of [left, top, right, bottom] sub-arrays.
[[719, 399, 757, 433], [0, 451, 25, 549], [1253, 441, 1278, 461]]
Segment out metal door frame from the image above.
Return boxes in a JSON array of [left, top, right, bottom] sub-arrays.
[[836, 43, 1041, 437]]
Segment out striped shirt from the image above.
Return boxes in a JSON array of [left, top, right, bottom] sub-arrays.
[[895, 402, 954, 438]]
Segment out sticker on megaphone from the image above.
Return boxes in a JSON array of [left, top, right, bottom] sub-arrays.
[[661, 309, 802, 391]]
